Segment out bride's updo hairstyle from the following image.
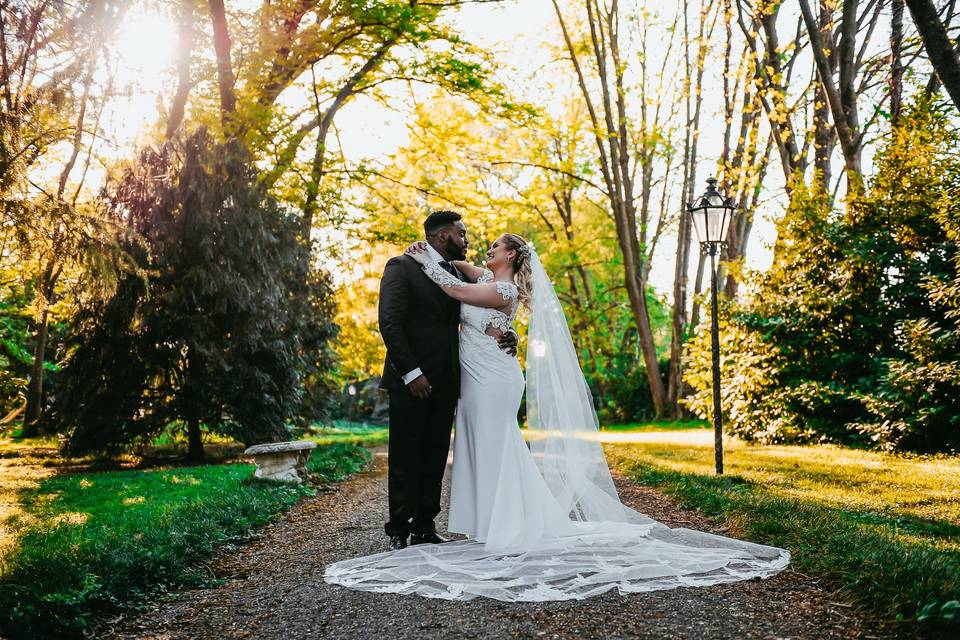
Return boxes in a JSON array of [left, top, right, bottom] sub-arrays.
[[502, 233, 533, 309]]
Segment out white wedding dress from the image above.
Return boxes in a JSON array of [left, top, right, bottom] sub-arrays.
[[447, 270, 582, 552], [324, 251, 789, 602]]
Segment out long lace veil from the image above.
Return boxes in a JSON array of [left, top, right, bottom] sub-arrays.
[[525, 248, 653, 526], [323, 246, 790, 602]]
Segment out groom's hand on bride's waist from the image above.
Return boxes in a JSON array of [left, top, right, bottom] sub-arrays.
[[486, 328, 518, 356], [407, 374, 433, 399], [498, 329, 518, 357]]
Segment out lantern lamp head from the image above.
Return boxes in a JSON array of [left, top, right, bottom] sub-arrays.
[[688, 177, 735, 249]]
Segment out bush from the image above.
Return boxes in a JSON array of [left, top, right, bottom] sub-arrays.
[[597, 357, 669, 424]]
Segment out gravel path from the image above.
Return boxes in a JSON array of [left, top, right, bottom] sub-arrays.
[[104, 450, 912, 640]]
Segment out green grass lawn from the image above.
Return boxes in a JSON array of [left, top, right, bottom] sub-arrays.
[[305, 419, 388, 447], [605, 439, 960, 627], [0, 442, 371, 638], [601, 419, 709, 432]]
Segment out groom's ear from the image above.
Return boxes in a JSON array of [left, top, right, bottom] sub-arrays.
[[431, 225, 456, 247]]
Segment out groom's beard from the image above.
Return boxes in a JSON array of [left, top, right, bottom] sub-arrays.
[[444, 238, 467, 261]]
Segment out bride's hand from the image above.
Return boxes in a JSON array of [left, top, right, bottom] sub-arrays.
[[404, 241, 429, 264]]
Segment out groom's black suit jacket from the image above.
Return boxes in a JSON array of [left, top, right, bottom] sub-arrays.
[[378, 254, 462, 395]]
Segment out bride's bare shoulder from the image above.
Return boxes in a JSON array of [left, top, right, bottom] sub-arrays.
[[452, 260, 486, 283]]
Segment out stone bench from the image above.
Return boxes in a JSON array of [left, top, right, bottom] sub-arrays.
[[244, 440, 316, 484]]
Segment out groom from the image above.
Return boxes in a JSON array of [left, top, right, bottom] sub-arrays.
[[378, 210, 516, 550]]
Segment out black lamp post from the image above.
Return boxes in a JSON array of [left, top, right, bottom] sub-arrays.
[[687, 177, 735, 475]]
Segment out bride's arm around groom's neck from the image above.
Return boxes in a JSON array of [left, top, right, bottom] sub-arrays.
[[451, 260, 485, 283]]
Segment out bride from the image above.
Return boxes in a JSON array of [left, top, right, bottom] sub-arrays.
[[324, 233, 789, 601]]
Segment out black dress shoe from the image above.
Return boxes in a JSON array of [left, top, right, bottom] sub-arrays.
[[389, 534, 408, 550], [409, 532, 448, 545]]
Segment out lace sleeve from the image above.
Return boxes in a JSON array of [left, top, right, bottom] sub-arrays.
[[420, 258, 467, 288], [495, 281, 518, 303]]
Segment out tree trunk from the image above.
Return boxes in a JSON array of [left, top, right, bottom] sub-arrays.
[[813, 78, 834, 188], [924, 0, 960, 97], [625, 266, 667, 418], [798, 0, 863, 194], [755, 4, 803, 185], [890, 0, 905, 126], [813, 0, 836, 189], [167, 0, 195, 139], [907, 0, 960, 112], [301, 122, 327, 242], [667, 218, 691, 420], [187, 416, 205, 462], [22, 307, 49, 436], [837, 0, 859, 134], [208, 0, 236, 130], [690, 252, 706, 330]]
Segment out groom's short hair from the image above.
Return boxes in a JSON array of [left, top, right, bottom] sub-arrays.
[[424, 210, 462, 237]]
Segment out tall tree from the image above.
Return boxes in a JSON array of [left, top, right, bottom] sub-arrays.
[[735, 0, 891, 198], [189, 1, 513, 260], [1, 1, 124, 435], [907, 0, 960, 112], [56, 129, 336, 460], [668, 0, 716, 418], [551, 0, 671, 417]]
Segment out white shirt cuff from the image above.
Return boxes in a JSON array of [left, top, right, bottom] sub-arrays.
[[402, 368, 423, 385]]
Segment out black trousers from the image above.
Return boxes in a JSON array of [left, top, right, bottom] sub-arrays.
[[385, 387, 457, 537]]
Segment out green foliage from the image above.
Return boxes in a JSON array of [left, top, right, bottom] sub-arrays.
[[305, 440, 374, 480], [596, 355, 670, 424], [855, 318, 960, 452], [0, 291, 34, 417], [850, 137, 960, 450], [684, 101, 960, 452], [51, 129, 338, 455], [0, 443, 371, 637], [291, 267, 341, 426], [590, 286, 673, 424]]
